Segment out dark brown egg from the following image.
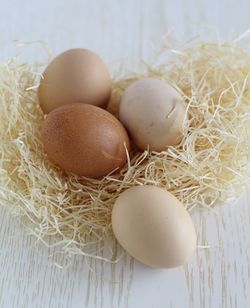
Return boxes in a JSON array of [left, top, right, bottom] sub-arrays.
[[42, 103, 130, 178], [38, 48, 111, 114]]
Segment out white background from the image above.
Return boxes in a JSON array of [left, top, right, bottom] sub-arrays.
[[0, 1, 250, 307]]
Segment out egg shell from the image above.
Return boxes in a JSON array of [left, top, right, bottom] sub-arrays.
[[112, 185, 196, 268], [38, 48, 111, 114], [119, 78, 186, 151], [42, 103, 130, 178]]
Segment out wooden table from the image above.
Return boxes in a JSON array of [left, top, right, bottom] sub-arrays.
[[0, 1, 249, 307]]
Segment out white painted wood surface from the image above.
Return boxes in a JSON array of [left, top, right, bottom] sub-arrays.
[[0, 1, 250, 307]]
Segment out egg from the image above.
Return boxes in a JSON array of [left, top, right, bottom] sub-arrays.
[[119, 78, 186, 151], [112, 185, 196, 268], [38, 48, 111, 114], [42, 103, 130, 178]]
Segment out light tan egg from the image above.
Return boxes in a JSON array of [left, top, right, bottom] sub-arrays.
[[42, 103, 130, 178], [119, 78, 186, 151], [112, 185, 196, 268], [39, 48, 111, 113]]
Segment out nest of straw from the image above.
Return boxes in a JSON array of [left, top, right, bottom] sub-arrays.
[[1, 40, 250, 259]]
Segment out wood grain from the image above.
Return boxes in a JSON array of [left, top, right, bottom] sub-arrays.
[[0, 0, 250, 307]]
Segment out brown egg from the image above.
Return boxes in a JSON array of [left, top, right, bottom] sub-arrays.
[[42, 103, 130, 178], [38, 48, 111, 114]]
